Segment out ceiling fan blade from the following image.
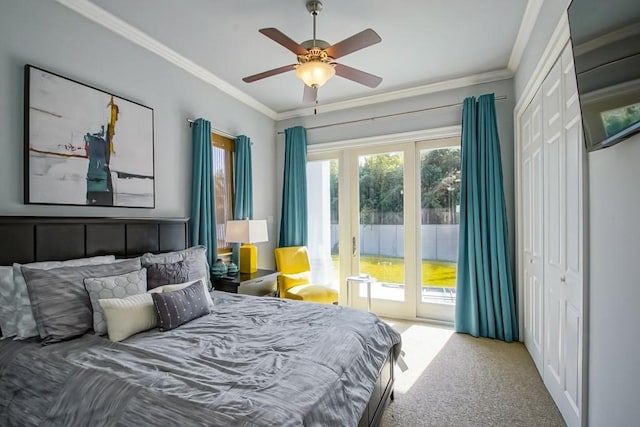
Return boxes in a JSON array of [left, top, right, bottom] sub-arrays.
[[242, 64, 296, 83], [259, 28, 308, 56], [324, 29, 381, 59], [334, 63, 382, 88], [303, 85, 318, 103]]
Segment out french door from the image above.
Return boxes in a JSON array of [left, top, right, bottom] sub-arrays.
[[415, 139, 461, 322], [350, 143, 416, 318], [307, 137, 460, 321]]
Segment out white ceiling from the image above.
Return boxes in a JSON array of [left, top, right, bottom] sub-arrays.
[[75, 0, 530, 117]]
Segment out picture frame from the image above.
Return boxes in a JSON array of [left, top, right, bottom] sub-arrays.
[[24, 64, 155, 208]]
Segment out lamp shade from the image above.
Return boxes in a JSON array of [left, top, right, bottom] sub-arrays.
[[225, 219, 268, 244], [295, 61, 335, 88]]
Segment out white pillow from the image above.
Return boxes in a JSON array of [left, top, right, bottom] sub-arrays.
[[99, 293, 157, 342], [11, 255, 117, 339], [0, 266, 16, 338], [159, 279, 213, 309]]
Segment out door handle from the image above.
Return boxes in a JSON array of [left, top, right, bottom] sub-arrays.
[[560, 276, 566, 283], [352, 237, 356, 256]]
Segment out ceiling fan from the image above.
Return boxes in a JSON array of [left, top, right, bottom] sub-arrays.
[[242, 0, 383, 103]]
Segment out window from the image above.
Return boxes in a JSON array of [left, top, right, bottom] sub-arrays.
[[212, 133, 234, 253]]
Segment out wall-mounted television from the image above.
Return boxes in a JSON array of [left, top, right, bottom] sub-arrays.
[[567, 0, 640, 152]]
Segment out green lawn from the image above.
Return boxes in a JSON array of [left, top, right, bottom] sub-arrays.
[[333, 255, 457, 288]]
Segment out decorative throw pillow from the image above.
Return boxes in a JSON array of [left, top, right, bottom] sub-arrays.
[[84, 268, 147, 335], [141, 246, 210, 288], [151, 281, 209, 331], [159, 279, 214, 309], [0, 266, 16, 338], [21, 258, 141, 344], [11, 255, 116, 339], [99, 293, 158, 342], [145, 260, 191, 290]]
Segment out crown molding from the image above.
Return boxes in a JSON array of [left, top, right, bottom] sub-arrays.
[[58, 0, 516, 123], [276, 68, 514, 121], [508, 0, 545, 72], [55, 0, 278, 120]]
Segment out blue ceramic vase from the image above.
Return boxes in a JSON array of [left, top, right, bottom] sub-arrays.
[[226, 262, 239, 276], [211, 258, 228, 278]]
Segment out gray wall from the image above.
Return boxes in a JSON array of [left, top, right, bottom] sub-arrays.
[[515, 1, 640, 424], [277, 78, 516, 272], [0, 0, 278, 268], [514, 0, 571, 99], [587, 135, 640, 426]]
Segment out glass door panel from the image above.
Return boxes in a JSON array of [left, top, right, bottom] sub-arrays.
[[358, 151, 406, 303], [417, 142, 461, 322]]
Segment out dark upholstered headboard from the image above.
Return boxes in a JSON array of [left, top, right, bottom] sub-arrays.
[[0, 217, 190, 266]]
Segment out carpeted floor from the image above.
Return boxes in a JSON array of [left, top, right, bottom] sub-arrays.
[[380, 319, 565, 427]]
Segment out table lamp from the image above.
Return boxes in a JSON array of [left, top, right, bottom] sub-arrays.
[[225, 219, 268, 274]]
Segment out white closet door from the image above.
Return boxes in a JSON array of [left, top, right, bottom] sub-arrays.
[[542, 43, 583, 427], [543, 54, 564, 398], [521, 88, 545, 375], [559, 42, 584, 425]]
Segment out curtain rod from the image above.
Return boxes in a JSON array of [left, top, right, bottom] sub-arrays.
[[276, 95, 508, 135], [186, 119, 237, 140]]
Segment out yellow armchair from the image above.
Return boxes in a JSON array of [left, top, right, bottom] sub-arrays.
[[274, 246, 338, 304]]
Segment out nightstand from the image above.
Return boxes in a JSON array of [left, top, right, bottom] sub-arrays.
[[212, 269, 279, 297]]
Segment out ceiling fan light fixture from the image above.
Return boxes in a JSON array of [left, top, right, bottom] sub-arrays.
[[295, 61, 335, 88]]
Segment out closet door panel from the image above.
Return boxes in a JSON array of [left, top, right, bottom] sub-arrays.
[[543, 55, 569, 420], [561, 43, 584, 424], [545, 285, 562, 383], [565, 301, 581, 414], [521, 87, 544, 374]]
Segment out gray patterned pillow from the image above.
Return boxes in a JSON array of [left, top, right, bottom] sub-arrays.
[[0, 266, 16, 338], [141, 246, 210, 288], [10, 255, 116, 339], [151, 281, 209, 331], [21, 258, 141, 344], [145, 260, 191, 290], [84, 268, 147, 335]]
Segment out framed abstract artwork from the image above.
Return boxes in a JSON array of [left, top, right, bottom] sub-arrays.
[[24, 65, 155, 208]]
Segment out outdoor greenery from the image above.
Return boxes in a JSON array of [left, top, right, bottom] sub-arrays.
[[329, 148, 462, 226], [420, 148, 462, 225], [359, 154, 404, 224], [334, 255, 457, 288], [601, 103, 640, 137]]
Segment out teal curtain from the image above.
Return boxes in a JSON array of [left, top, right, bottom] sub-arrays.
[[234, 135, 253, 220], [191, 118, 216, 266], [232, 135, 253, 265], [278, 126, 308, 247], [455, 94, 518, 342]]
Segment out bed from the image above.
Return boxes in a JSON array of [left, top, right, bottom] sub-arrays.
[[0, 217, 401, 427]]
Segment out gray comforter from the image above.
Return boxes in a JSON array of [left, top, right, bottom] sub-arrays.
[[0, 291, 401, 427]]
